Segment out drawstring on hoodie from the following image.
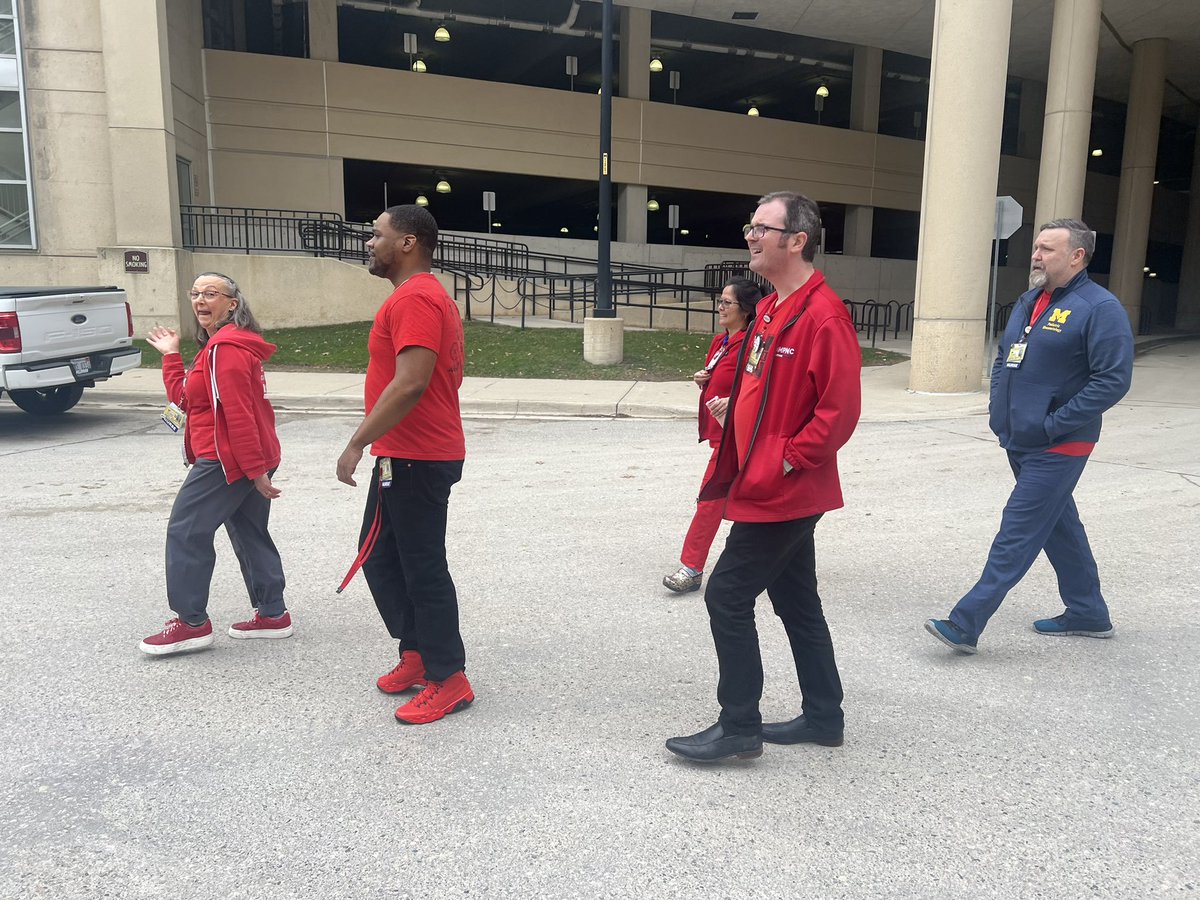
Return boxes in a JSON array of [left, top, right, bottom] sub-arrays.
[[337, 466, 383, 593]]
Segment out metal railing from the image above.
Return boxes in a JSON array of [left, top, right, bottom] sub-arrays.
[[178, 205, 923, 339]]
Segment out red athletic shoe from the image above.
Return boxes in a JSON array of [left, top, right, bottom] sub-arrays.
[[139, 618, 214, 656], [376, 651, 426, 694], [395, 671, 474, 724], [228, 610, 293, 640]]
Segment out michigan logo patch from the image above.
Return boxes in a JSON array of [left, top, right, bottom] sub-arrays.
[[1042, 308, 1072, 333]]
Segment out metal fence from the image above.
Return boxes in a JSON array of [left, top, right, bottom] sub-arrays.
[[179, 205, 927, 339]]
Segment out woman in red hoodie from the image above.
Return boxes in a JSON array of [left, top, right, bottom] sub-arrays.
[[663, 277, 764, 594], [139, 272, 290, 655]]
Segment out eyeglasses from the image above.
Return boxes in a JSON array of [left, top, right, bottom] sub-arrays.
[[742, 223, 794, 240], [717, 299, 739, 308], [188, 289, 234, 301]]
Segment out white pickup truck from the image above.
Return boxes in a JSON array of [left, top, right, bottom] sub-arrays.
[[0, 285, 142, 415]]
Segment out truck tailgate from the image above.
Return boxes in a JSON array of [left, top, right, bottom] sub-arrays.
[[12, 289, 133, 364]]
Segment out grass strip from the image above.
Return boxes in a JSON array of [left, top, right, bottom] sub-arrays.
[[135, 319, 905, 381]]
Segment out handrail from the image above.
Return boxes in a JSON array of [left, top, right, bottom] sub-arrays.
[[177, 205, 917, 338]]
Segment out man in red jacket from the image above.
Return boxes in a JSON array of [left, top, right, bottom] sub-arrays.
[[666, 191, 862, 763]]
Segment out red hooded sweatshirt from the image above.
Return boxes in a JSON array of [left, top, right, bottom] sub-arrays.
[[161, 326, 281, 484]]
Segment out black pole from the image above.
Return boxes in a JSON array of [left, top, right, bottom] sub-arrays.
[[594, 0, 615, 317]]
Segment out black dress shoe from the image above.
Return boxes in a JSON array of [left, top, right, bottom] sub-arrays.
[[665, 722, 763, 762], [761, 715, 843, 747]]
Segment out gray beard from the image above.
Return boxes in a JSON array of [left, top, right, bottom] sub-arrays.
[[1028, 269, 1048, 291]]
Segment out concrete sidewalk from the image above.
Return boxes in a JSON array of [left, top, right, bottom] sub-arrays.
[[99, 332, 1195, 422]]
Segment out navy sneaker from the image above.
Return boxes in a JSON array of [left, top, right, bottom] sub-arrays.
[[924, 618, 978, 655], [1033, 614, 1114, 638]]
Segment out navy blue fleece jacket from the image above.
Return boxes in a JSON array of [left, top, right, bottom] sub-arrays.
[[989, 269, 1133, 452]]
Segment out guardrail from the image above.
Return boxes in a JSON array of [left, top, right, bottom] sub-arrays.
[[179, 205, 922, 339]]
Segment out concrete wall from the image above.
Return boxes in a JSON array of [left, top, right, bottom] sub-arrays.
[[203, 51, 924, 215]]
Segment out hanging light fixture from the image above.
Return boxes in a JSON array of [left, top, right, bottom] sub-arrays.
[[649, 57, 663, 73], [415, 194, 429, 207], [646, 199, 660, 212], [560, 226, 570, 234], [747, 106, 760, 117], [1091, 148, 1103, 157], [434, 24, 451, 42], [815, 83, 830, 99], [436, 180, 451, 193], [412, 58, 427, 73]]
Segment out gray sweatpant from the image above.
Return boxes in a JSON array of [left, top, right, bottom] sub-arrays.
[[165, 458, 286, 625]]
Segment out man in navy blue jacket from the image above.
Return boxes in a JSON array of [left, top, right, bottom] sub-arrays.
[[926, 218, 1134, 654]]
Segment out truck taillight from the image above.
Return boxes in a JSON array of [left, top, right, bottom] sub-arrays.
[[125, 301, 134, 338], [0, 312, 20, 353]]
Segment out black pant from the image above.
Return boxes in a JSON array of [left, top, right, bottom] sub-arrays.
[[703, 514, 844, 735], [360, 458, 465, 681]]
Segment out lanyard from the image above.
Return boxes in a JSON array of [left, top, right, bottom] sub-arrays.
[[704, 334, 730, 372]]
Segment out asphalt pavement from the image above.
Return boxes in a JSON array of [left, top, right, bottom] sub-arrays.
[[0, 340, 1197, 899]]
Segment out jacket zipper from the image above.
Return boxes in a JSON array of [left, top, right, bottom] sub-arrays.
[[207, 344, 229, 481], [744, 305, 809, 464]]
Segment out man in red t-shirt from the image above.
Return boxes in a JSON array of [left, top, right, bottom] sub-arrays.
[[336, 205, 472, 725]]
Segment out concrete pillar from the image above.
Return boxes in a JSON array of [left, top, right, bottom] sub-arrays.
[[583, 317, 625, 364], [617, 184, 648, 244], [1017, 78, 1045, 159], [850, 46, 882, 133], [909, 0, 1014, 393], [846, 46, 882, 259], [844, 207, 873, 257], [1109, 38, 1168, 332], [308, 0, 338, 61], [619, 6, 650, 100], [100, 0, 181, 248], [1032, 0, 1100, 228], [1175, 125, 1200, 331]]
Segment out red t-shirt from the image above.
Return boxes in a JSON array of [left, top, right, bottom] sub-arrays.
[[732, 287, 807, 466], [365, 273, 465, 460]]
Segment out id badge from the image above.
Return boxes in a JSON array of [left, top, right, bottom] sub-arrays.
[[160, 402, 186, 433], [745, 335, 762, 372], [379, 457, 393, 489], [1005, 342, 1027, 369]]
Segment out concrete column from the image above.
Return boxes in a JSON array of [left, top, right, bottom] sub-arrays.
[[617, 184, 648, 244], [850, 46, 882, 133], [1017, 78, 1045, 159], [100, 0, 181, 248], [1032, 0, 1100, 227], [308, 0, 338, 61], [1108, 38, 1168, 331], [1175, 125, 1200, 331], [909, 0, 1014, 393], [619, 6, 650, 100], [846, 46, 882, 259], [844, 207, 873, 257]]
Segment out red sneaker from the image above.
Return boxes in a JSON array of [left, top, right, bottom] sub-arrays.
[[139, 618, 214, 656], [228, 610, 293, 640], [395, 671, 474, 724], [376, 651, 426, 694]]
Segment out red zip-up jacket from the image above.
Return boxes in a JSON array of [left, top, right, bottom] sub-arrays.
[[699, 271, 861, 523], [697, 329, 747, 444], [161, 326, 281, 484]]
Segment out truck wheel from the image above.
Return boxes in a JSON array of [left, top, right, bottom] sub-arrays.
[[9, 384, 86, 415]]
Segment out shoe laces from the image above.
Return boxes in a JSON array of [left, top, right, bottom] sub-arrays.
[[412, 679, 446, 709]]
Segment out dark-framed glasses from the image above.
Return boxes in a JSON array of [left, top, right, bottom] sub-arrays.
[[188, 289, 233, 301], [742, 223, 794, 240]]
